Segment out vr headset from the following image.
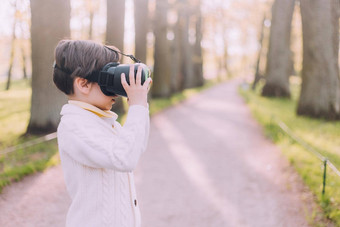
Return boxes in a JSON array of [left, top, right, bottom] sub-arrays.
[[54, 46, 151, 97], [87, 46, 151, 97]]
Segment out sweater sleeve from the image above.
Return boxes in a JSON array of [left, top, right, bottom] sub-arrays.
[[142, 104, 150, 152], [57, 105, 150, 172]]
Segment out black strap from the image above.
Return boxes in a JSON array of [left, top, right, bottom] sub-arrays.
[[86, 70, 100, 82], [53, 60, 101, 83], [53, 61, 73, 74], [104, 46, 141, 63]]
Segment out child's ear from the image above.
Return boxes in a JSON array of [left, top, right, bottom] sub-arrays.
[[74, 77, 92, 95]]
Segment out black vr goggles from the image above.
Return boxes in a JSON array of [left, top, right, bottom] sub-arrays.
[[54, 46, 151, 97], [87, 62, 151, 97], [87, 46, 151, 97]]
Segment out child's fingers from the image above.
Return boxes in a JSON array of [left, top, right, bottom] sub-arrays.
[[143, 77, 152, 90], [147, 79, 152, 92], [121, 73, 129, 90], [129, 65, 135, 86], [136, 66, 142, 86]]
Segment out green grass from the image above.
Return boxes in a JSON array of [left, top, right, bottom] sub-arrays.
[[0, 79, 32, 147], [0, 78, 216, 193], [239, 81, 340, 226], [0, 79, 60, 192], [0, 141, 59, 191]]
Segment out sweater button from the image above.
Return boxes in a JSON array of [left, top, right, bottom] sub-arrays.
[[134, 199, 137, 206]]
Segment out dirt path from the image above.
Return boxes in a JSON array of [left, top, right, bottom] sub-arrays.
[[0, 79, 316, 226]]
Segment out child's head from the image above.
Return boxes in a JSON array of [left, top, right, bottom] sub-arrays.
[[53, 40, 120, 110], [53, 40, 119, 95]]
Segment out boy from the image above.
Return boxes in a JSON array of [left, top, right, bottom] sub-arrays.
[[53, 40, 152, 227]]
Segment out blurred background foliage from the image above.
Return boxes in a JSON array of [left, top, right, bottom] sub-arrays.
[[0, 0, 276, 137]]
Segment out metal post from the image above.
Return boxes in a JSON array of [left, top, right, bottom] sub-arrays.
[[322, 159, 327, 196]]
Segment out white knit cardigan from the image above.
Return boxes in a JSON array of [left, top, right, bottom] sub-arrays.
[[57, 103, 149, 227]]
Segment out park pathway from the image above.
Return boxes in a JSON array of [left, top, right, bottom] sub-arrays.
[[0, 79, 315, 227]]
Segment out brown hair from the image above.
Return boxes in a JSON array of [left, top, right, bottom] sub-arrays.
[[53, 40, 120, 95]]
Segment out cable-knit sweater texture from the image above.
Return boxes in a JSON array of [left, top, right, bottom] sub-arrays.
[[57, 103, 149, 227]]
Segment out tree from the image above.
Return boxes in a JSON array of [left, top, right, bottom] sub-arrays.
[[261, 0, 295, 97], [171, 2, 184, 92], [86, 0, 96, 40], [252, 15, 266, 90], [178, 0, 194, 89], [19, 38, 28, 80], [106, 0, 125, 52], [220, 6, 230, 80], [6, 0, 18, 90], [106, 0, 126, 114], [297, 0, 340, 119], [192, 0, 204, 87], [152, 0, 172, 97], [19, 14, 30, 80], [134, 0, 149, 63], [27, 0, 70, 134]]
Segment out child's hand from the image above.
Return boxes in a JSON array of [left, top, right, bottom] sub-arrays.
[[121, 65, 152, 108]]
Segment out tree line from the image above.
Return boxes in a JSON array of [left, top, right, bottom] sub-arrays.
[[255, 0, 340, 120], [20, 0, 204, 135], [6, 0, 339, 137]]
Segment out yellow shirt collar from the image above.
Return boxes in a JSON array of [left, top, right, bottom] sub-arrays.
[[68, 100, 118, 118]]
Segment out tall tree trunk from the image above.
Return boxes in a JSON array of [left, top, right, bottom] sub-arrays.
[[87, 0, 97, 40], [222, 31, 229, 79], [221, 7, 230, 79], [20, 41, 28, 80], [27, 0, 70, 134], [261, 0, 295, 97], [179, 0, 194, 89], [252, 15, 266, 90], [6, 0, 18, 91], [19, 22, 28, 80], [106, 0, 125, 114], [172, 7, 184, 92], [134, 0, 148, 63], [297, 0, 340, 119], [88, 9, 94, 40], [193, 1, 204, 87], [171, 22, 181, 93], [152, 0, 172, 97], [106, 0, 125, 52]]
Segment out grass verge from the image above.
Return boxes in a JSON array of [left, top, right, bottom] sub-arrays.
[[239, 81, 340, 226], [0, 78, 216, 193], [0, 79, 60, 192]]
